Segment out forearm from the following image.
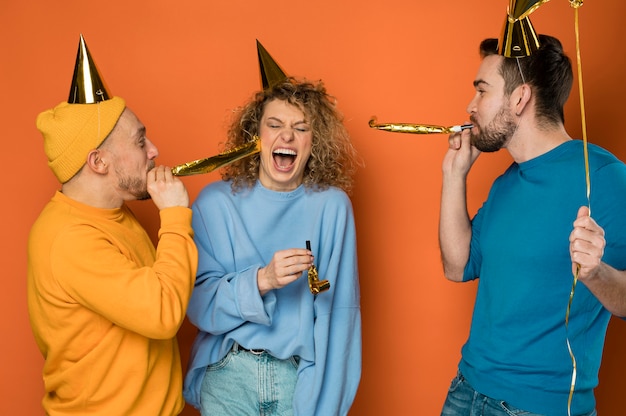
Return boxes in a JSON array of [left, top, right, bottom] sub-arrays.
[[581, 263, 626, 317], [188, 267, 274, 334], [570, 206, 626, 316], [439, 174, 472, 281]]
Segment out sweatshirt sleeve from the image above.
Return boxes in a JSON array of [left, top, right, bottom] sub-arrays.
[[186, 199, 277, 334], [51, 206, 197, 339], [293, 194, 362, 416]]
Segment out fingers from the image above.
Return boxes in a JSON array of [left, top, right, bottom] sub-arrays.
[[147, 165, 189, 209], [274, 249, 314, 277], [446, 129, 474, 156], [443, 128, 480, 179], [570, 206, 605, 279], [147, 165, 172, 191], [571, 207, 604, 240], [259, 249, 314, 293], [447, 130, 463, 150], [149, 165, 174, 182]]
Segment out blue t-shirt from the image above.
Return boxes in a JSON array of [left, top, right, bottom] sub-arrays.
[[183, 180, 361, 416], [460, 140, 626, 415]]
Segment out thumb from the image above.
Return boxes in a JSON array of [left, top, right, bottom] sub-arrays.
[[576, 205, 590, 220]]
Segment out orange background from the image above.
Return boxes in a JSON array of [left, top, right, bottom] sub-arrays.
[[2, 0, 625, 414]]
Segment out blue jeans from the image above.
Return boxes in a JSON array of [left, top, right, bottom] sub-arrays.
[[441, 371, 597, 416], [199, 344, 299, 416]]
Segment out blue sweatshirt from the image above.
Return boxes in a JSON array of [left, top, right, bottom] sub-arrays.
[[184, 180, 361, 415], [460, 140, 626, 415]]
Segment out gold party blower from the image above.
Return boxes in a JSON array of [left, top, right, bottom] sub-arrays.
[[171, 137, 261, 176], [306, 240, 330, 295], [369, 117, 473, 135]]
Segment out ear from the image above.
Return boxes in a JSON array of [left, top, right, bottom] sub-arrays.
[[86, 149, 109, 175], [512, 84, 532, 117]]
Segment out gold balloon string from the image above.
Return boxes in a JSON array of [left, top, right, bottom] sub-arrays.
[[565, 274, 578, 416], [573, 4, 590, 208], [566, 3, 588, 415]]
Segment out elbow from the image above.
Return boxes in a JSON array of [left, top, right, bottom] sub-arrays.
[[143, 307, 187, 340], [440, 256, 466, 282], [146, 320, 185, 340], [606, 305, 626, 319], [443, 267, 465, 282]]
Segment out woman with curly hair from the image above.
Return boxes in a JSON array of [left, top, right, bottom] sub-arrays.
[[222, 77, 359, 195], [184, 76, 362, 416]]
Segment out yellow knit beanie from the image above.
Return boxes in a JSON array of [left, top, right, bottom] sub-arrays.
[[36, 96, 126, 183]]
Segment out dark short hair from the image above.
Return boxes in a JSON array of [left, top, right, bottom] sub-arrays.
[[480, 35, 573, 126]]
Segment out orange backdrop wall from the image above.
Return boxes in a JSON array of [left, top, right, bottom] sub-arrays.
[[2, 1, 625, 414]]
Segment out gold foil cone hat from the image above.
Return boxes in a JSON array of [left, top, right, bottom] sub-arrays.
[[499, 0, 550, 57], [257, 40, 288, 90], [68, 34, 112, 103], [510, 0, 550, 19], [37, 34, 125, 183]]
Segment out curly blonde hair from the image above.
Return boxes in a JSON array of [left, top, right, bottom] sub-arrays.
[[222, 77, 360, 195]]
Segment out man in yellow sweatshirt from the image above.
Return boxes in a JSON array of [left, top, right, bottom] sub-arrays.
[[27, 35, 198, 415]]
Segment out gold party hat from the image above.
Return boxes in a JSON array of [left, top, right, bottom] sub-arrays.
[[68, 34, 112, 104], [257, 40, 288, 90], [499, 0, 550, 57]]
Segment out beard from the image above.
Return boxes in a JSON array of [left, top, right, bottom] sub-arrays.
[[118, 176, 151, 200], [470, 106, 517, 153], [117, 161, 155, 200]]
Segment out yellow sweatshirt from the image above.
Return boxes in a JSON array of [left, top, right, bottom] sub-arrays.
[[27, 191, 198, 415]]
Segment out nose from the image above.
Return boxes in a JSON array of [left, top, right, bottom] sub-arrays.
[[466, 93, 478, 115], [145, 138, 159, 159], [279, 127, 295, 142]]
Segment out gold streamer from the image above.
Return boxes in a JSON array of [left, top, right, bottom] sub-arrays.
[[566, 2, 588, 415], [368, 117, 473, 135], [171, 136, 261, 176]]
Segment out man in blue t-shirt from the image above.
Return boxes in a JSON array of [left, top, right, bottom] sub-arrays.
[[438, 34, 626, 416]]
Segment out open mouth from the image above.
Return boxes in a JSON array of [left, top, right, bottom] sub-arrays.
[[273, 148, 297, 169]]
